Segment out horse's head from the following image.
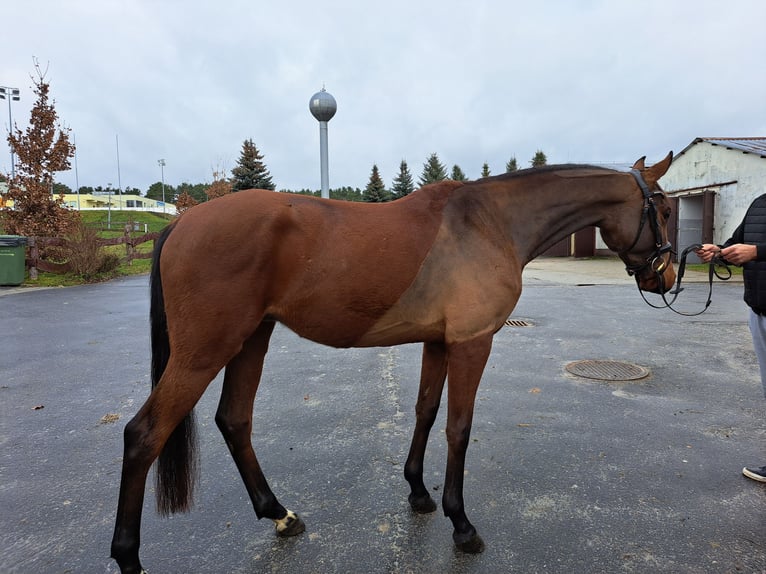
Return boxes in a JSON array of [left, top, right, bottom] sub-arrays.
[[601, 152, 676, 294]]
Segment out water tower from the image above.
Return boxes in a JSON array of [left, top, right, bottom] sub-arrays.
[[309, 87, 337, 199]]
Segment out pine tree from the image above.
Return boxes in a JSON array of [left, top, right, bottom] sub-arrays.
[[391, 160, 415, 198], [450, 164, 468, 182], [231, 139, 275, 191], [530, 150, 548, 167], [418, 153, 448, 186], [481, 163, 491, 178], [506, 157, 518, 172], [363, 164, 389, 202], [2, 63, 78, 237]]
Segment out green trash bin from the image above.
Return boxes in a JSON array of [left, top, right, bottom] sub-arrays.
[[0, 235, 28, 286]]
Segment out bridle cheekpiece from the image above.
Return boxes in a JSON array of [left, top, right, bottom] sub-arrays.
[[621, 169, 673, 277]]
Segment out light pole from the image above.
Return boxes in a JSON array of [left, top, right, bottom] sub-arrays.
[[0, 86, 20, 179], [107, 182, 113, 229], [158, 158, 166, 213]]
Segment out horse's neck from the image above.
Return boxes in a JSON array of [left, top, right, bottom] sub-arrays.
[[477, 173, 629, 265]]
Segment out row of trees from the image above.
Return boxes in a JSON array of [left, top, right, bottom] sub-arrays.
[[174, 147, 549, 207], [358, 150, 548, 203]]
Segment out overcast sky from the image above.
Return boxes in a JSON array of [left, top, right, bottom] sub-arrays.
[[2, 0, 764, 194]]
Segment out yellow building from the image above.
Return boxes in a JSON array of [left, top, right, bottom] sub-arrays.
[[0, 184, 175, 213], [61, 192, 175, 213]]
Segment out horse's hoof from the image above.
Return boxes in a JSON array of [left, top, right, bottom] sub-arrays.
[[274, 510, 306, 537], [453, 529, 485, 554], [408, 493, 437, 514]]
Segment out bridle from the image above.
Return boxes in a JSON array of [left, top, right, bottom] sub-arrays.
[[620, 169, 673, 278], [621, 169, 731, 316]]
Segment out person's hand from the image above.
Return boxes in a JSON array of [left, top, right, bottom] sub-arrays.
[[694, 244, 720, 263], [720, 243, 757, 266]]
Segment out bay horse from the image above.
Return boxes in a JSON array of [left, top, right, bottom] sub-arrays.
[[111, 153, 676, 573]]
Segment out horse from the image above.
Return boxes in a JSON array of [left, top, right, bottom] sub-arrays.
[[111, 153, 676, 573]]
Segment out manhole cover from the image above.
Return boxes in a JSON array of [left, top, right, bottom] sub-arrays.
[[565, 359, 650, 382], [505, 319, 533, 327]]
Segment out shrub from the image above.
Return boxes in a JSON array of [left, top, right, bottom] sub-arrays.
[[64, 221, 119, 280]]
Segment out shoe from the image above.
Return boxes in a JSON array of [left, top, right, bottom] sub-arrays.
[[742, 466, 766, 482]]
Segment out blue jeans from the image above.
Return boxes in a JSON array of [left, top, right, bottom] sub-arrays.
[[748, 309, 766, 399]]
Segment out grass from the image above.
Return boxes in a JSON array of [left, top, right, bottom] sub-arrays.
[[19, 211, 174, 287]]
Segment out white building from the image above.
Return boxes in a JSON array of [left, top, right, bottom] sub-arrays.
[[660, 138, 766, 252]]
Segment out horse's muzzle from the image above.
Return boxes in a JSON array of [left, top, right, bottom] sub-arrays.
[[637, 263, 676, 294]]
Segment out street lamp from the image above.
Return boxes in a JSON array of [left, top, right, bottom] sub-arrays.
[[157, 158, 166, 213], [0, 86, 20, 179]]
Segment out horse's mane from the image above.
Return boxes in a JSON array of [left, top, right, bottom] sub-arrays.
[[471, 163, 617, 185]]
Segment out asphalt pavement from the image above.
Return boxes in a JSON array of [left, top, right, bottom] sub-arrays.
[[1, 258, 763, 573]]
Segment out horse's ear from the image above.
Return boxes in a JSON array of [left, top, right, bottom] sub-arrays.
[[631, 156, 647, 170], [644, 151, 674, 185]]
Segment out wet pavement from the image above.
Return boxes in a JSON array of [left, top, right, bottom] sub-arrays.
[[1, 258, 764, 573]]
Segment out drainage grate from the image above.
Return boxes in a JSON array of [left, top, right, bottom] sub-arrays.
[[565, 359, 650, 382], [505, 319, 533, 327]]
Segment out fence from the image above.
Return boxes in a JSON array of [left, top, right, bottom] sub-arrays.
[[26, 224, 159, 279]]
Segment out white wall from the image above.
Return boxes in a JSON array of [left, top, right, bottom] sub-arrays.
[[660, 142, 766, 244]]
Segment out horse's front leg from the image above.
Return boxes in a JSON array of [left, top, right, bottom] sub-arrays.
[[442, 335, 493, 554], [404, 341, 448, 513]]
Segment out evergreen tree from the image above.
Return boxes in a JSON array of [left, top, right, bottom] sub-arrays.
[[481, 163, 491, 178], [331, 186, 363, 201], [52, 182, 72, 194], [450, 164, 468, 182], [530, 150, 548, 167], [363, 164, 389, 202], [506, 156, 518, 172], [418, 153, 448, 186], [391, 160, 415, 198], [2, 62, 78, 237], [146, 181, 176, 202], [231, 138, 275, 191]]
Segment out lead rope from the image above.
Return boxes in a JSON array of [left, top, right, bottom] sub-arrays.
[[637, 243, 732, 316]]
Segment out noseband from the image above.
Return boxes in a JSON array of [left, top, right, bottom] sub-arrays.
[[623, 170, 731, 316]]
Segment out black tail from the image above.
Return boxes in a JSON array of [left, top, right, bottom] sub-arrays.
[[151, 223, 199, 516]]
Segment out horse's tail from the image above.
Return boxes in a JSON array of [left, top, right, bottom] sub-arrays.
[[150, 223, 199, 517]]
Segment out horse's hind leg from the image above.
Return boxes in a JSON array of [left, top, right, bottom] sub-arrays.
[[112, 361, 219, 574], [215, 321, 305, 537], [404, 341, 448, 513]]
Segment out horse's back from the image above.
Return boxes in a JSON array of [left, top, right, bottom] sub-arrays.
[[159, 185, 457, 347]]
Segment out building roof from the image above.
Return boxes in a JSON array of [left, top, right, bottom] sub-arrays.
[[677, 137, 766, 159]]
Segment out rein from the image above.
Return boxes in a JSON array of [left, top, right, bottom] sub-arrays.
[[624, 170, 732, 316], [636, 243, 732, 316]]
